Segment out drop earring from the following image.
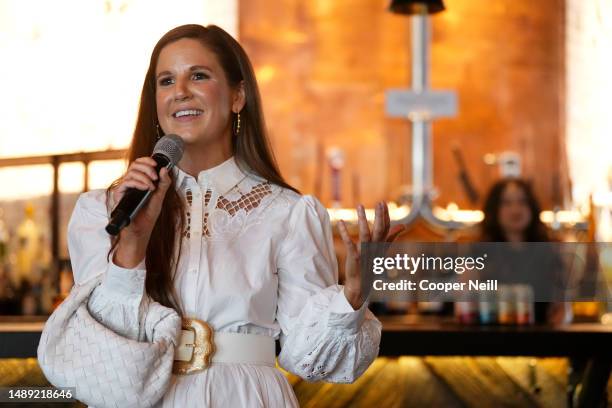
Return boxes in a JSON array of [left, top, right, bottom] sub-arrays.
[[233, 112, 242, 136], [156, 123, 163, 141]]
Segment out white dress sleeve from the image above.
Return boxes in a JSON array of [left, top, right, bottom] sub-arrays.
[[67, 191, 149, 341], [276, 195, 381, 384]]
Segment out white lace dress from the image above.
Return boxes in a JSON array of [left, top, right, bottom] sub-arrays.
[[68, 156, 381, 408]]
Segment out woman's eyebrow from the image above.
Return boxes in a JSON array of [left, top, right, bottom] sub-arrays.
[[156, 70, 172, 79], [190, 65, 212, 72], [156, 66, 212, 79]]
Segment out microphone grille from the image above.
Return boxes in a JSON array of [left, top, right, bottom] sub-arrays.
[[153, 134, 184, 165]]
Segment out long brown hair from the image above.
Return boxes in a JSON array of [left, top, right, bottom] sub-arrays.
[[107, 24, 297, 316], [480, 178, 549, 242]]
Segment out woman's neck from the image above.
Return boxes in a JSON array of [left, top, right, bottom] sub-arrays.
[[178, 140, 233, 177], [504, 231, 525, 243]]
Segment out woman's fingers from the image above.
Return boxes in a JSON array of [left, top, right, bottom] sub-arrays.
[[134, 156, 158, 167], [383, 201, 391, 232], [386, 224, 406, 243], [122, 179, 152, 192], [112, 156, 165, 208], [150, 167, 171, 199], [120, 158, 161, 192], [144, 167, 171, 215], [129, 161, 159, 182], [370, 201, 393, 242], [338, 220, 358, 258], [357, 205, 371, 245], [338, 220, 360, 285], [372, 202, 385, 241], [123, 170, 156, 191]]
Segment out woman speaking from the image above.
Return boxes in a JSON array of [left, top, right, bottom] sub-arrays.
[[45, 24, 403, 407]]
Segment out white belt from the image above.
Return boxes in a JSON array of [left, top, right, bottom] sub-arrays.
[[173, 318, 276, 375]]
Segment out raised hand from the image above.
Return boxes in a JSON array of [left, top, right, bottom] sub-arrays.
[[337, 202, 405, 310]]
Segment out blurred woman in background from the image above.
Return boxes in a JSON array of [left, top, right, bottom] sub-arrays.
[[480, 178, 570, 325], [480, 178, 549, 243]]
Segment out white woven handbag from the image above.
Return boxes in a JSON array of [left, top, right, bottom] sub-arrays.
[[37, 275, 181, 408]]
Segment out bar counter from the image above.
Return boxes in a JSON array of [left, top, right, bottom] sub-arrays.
[[380, 315, 612, 357], [4, 315, 610, 358], [1, 314, 610, 407]]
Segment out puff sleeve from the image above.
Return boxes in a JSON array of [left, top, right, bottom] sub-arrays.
[[67, 190, 148, 341], [276, 195, 381, 383]]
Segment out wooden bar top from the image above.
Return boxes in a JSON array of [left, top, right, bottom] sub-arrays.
[[378, 315, 612, 357], [1, 314, 611, 358]]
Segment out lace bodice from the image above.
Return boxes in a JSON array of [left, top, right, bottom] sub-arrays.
[[183, 180, 274, 240]]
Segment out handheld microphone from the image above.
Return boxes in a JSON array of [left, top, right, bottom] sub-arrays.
[[105, 134, 184, 236]]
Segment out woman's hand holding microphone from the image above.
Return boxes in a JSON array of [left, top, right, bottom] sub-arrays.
[[112, 157, 172, 268]]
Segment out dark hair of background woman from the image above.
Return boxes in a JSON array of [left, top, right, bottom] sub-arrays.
[[480, 178, 550, 242], [106, 24, 298, 316]]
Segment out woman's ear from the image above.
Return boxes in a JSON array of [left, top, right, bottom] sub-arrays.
[[232, 81, 246, 113]]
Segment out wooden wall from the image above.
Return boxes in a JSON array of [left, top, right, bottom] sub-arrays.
[[239, 0, 569, 210]]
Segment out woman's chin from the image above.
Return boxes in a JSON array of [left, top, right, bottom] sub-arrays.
[[178, 135, 199, 144], [506, 225, 528, 235], [168, 131, 201, 144], [178, 136, 226, 150]]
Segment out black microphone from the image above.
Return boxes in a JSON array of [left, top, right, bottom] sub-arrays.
[[105, 134, 184, 236]]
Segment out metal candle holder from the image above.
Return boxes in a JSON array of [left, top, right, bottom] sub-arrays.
[[385, 0, 466, 230]]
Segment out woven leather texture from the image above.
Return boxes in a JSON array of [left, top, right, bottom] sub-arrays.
[[37, 275, 181, 408]]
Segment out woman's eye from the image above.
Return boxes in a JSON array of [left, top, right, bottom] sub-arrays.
[[159, 77, 174, 86], [192, 72, 209, 80]]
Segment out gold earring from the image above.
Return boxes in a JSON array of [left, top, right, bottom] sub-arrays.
[[233, 112, 241, 136]]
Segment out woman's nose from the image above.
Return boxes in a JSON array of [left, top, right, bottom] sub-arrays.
[[174, 79, 192, 101]]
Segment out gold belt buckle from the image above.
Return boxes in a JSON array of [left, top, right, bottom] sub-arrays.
[[172, 317, 215, 375]]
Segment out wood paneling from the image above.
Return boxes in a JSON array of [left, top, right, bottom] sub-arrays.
[[239, 0, 569, 210]]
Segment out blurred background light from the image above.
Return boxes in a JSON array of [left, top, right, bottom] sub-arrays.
[[0, 0, 237, 199]]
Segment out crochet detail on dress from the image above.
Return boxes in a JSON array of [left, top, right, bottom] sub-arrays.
[[290, 319, 380, 383], [216, 182, 272, 215], [183, 182, 273, 240]]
